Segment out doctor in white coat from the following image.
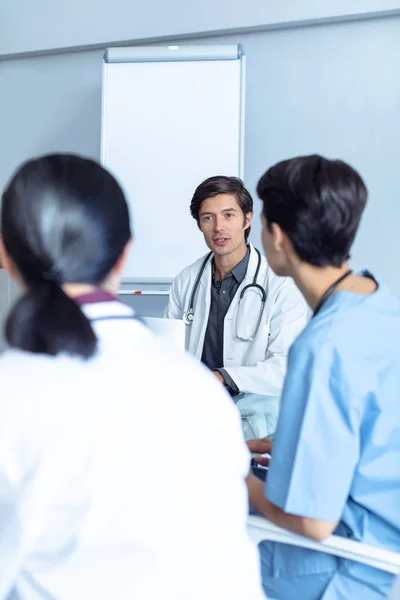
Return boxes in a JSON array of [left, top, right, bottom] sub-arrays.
[[166, 176, 308, 396]]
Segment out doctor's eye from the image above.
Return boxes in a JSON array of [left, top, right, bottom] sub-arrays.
[[226, 213, 234, 218]]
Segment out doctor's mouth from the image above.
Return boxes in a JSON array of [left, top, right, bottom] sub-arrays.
[[212, 236, 230, 247]]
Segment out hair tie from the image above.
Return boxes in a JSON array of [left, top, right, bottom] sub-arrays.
[[42, 266, 62, 284]]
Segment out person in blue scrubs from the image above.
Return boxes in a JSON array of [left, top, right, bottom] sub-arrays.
[[247, 155, 400, 599]]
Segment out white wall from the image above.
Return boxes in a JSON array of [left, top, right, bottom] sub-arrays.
[[0, 15, 399, 317], [228, 17, 400, 290], [0, 50, 103, 193], [1, 0, 400, 56]]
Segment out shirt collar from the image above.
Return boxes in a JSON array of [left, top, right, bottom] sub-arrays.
[[75, 293, 134, 321], [231, 247, 250, 283], [74, 290, 116, 306], [212, 247, 250, 284]]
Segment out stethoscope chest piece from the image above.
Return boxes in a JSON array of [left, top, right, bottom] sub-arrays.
[[183, 309, 194, 325]]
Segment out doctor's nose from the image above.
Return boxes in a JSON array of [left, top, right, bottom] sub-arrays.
[[213, 217, 225, 232]]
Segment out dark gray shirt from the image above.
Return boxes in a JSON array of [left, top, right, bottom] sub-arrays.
[[201, 249, 250, 394]]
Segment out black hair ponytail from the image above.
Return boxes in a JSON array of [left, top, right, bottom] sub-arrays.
[[6, 280, 97, 358], [1, 153, 131, 359]]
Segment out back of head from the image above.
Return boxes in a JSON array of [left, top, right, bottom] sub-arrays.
[[190, 176, 253, 241], [1, 153, 131, 358], [257, 155, 368, 266]]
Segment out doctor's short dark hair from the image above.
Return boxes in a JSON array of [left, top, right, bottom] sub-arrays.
[[190, 176, 253, 241], [257, 155, 368, 267]]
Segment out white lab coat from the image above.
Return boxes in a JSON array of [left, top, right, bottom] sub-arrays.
[[0, 299, 264, 600], [166, 244, 309, 396]]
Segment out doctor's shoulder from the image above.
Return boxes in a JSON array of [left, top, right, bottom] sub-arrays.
[[265, 267, 309, 314], [0, 347, 86, 413], [170, 252, 211, 299], [173, 253, 211, 284], [0, 345, 89, 375], [266, 268, 298, 295], [260, 255, 294, 292]]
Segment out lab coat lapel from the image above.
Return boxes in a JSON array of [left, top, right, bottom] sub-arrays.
[[187, 258, 213, 360], [227, 244, 262, 311]]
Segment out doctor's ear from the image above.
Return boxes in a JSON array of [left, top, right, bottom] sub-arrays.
[[244, 212, 253, 229]]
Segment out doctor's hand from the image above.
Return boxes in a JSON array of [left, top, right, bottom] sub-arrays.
[[213, 370, 226, 385], [247, 438, 273, 467]]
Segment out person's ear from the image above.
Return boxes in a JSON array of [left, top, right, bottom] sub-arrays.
[[0, 237, 19, 280], [113, 238, 133, 277], [270, 222, 285, 253], [271, 223, 297, 266], [244, 211, 253, 231]]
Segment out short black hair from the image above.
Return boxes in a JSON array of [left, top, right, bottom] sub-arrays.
[[190, 176, 253, 241], [257, 155, 368, 267]]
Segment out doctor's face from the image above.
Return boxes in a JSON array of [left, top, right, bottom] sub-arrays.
[[198, 194, 252, 257]]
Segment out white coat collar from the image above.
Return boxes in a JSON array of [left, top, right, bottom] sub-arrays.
[[78, 295, 134, 322], [187, 243, 268, 359], [198, 243, 266, 287], [244, 244, 268, 282]]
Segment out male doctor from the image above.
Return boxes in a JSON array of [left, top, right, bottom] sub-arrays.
[[165, 176, 308, 396]]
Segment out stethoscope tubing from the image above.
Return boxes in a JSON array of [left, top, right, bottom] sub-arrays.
[[183, 247, 266, 326]]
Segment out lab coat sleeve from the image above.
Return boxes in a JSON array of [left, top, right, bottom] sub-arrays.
[[266, 336, 361, 521], [223, 279, 309, 396], [164, 272, 185, 319]]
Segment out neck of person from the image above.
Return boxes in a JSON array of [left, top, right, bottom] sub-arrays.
[[62, 275, 119, 300], [292, 261, 376, 312], [213, 242, 248, 282]]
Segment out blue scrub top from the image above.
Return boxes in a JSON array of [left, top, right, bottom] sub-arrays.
[[266, 272, 400, 598]]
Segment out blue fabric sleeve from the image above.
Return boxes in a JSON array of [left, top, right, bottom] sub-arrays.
[[265, 337, 361, 521]]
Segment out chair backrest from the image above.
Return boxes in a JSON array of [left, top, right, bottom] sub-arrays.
[[142, 317, 186, 351], [248, 515, 400, 575]]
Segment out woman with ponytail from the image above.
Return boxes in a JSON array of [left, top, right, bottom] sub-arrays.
[[1, 153, 130, 358], [0, 154, 264, 600]]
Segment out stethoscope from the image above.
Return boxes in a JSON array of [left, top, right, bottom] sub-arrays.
[[312, 269, 353, 317], [183, 247, 267, 342]]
